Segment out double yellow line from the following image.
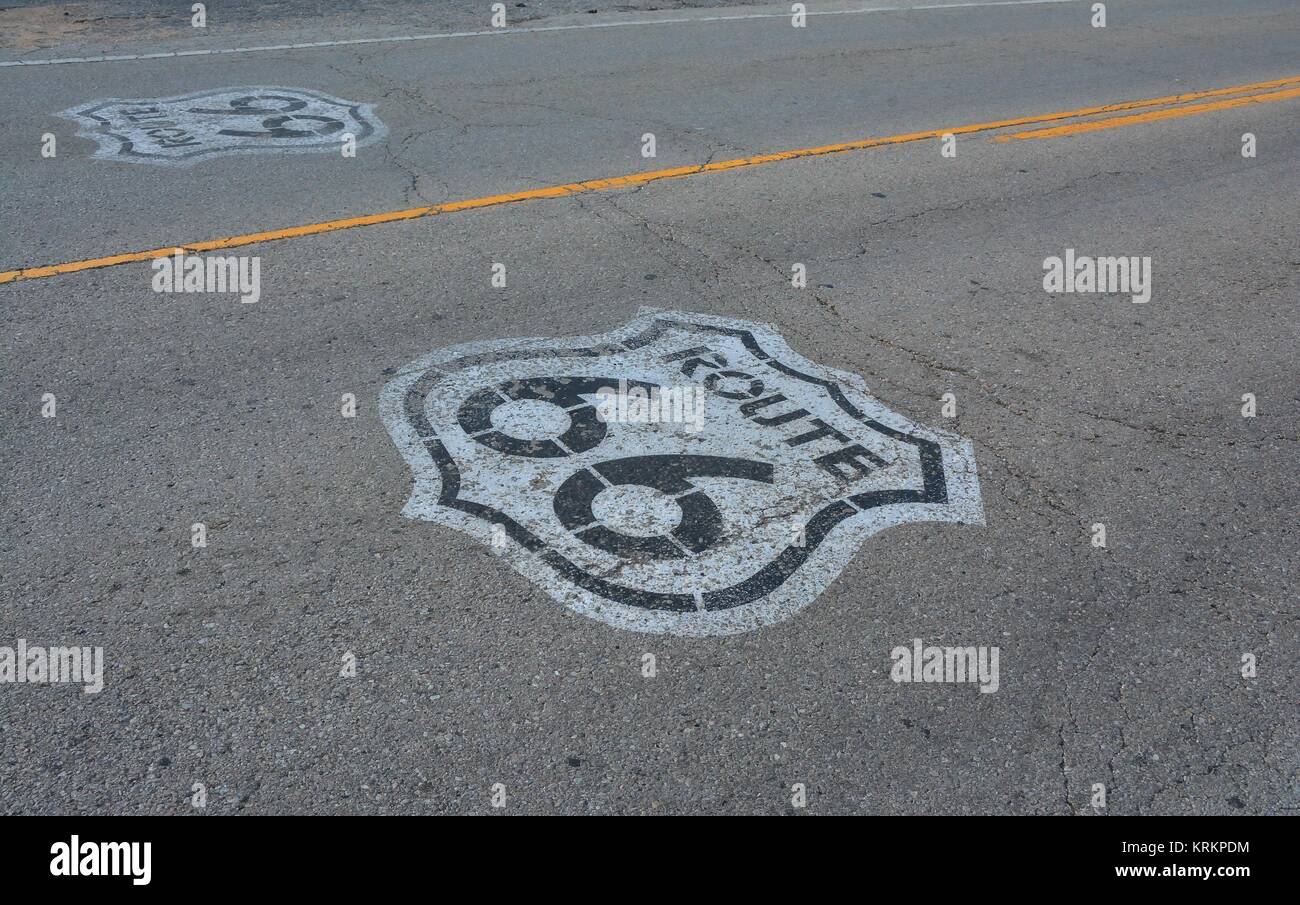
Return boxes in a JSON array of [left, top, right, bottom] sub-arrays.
[[3, 75, 1297, 286], [995, 77, 1300, 140]]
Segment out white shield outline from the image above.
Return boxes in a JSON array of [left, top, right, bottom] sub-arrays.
[[380, 309, 983, 636], [57, 86, 385, 165]]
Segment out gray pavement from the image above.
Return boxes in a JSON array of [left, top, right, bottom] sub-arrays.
[[1, 0, 1296, 814]]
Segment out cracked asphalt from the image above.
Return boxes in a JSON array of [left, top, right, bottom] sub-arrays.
[[1, 0, 1297, 814]]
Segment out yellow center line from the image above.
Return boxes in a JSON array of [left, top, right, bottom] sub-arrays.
[[3, 74, 1298, 286], [994, 85, 1300, 141]]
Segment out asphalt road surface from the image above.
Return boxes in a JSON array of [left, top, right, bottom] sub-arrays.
[[1, 0, 1296, 815]]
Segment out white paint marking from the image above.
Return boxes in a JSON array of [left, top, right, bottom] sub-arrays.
[[380, 309, 983, 636], [57, 87, 384, 165], [0, 0, 1088, 69]]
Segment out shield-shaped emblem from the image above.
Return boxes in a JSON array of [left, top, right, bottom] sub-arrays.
[[381, 310, 983, 635], [58, 87, 384, 164]]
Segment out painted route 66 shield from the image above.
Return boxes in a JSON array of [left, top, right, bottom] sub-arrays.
[[58, 87, 384, 164], [381, 310, 983, 636]]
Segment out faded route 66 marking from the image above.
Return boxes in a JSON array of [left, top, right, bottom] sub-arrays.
[[381, 310, 984, 636], [58, 87, 384, 164]]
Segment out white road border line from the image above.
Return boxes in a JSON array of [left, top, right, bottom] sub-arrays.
[[0, 0, 1088, 68]]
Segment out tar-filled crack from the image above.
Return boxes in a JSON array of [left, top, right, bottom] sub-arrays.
[[323, 55, 472, 203], [1058, 705, 1077, 815]]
